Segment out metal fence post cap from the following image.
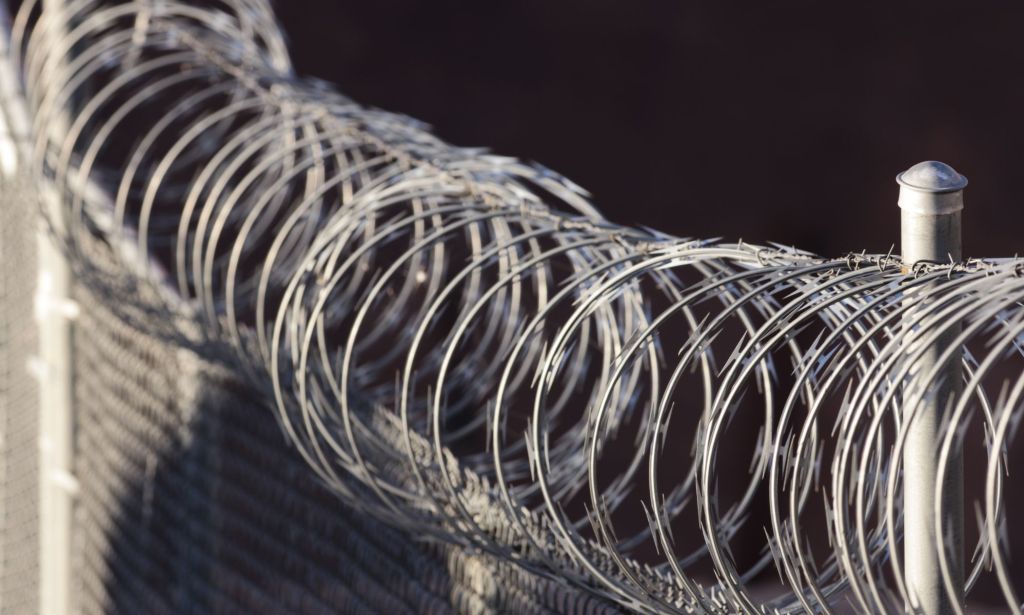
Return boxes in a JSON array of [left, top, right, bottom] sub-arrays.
[[897, 161, 966, 215], [897, 160, 968, 193]]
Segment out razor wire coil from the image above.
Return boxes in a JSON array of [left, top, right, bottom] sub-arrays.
[[9, 1, 1024, 613]]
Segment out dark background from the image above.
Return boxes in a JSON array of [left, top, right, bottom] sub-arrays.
[[275, 1, 1024, 259]]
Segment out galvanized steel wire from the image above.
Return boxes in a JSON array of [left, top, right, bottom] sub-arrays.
[[9, 0, 1024, 612]]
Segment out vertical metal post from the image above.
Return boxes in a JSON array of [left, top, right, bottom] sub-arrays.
[[32, 28, 77, 596], [898, 161, 966, 614], [35, 216, 74, 615]]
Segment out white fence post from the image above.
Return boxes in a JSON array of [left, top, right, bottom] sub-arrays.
[[35, 213, 74, 615]]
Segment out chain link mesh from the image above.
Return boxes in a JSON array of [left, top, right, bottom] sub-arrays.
[[0, 166, 40, 614]]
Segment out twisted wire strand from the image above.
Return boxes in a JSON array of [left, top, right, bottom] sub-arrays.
[[9, 0, 1024, 612]]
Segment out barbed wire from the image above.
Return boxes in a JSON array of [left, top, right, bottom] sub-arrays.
[[9, 0, 1024, 612]]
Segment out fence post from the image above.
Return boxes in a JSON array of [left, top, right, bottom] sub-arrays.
[[33, 3, 76, 614], [897, 160, 965, 614]]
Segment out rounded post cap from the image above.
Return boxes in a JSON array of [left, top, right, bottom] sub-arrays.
[[896, 160, 967, 194]]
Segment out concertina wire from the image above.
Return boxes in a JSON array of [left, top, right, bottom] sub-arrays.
[[8, 0, 1024, 612]]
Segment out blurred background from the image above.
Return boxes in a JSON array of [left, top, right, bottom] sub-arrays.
[[275, 0, 1024, 259]]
